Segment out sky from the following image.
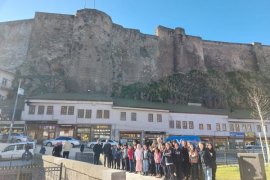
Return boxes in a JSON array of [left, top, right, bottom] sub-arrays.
[[0, 0, 269, 45]]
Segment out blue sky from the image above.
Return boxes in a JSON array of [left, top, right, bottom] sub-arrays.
[[0, 0, 269, 45]]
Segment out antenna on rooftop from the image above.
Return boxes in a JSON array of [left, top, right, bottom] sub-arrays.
[[94, 0, 96, 9], [84, 0, 87, 9]]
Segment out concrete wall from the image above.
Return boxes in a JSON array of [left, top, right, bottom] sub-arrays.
[[42, 155, 125, 180]]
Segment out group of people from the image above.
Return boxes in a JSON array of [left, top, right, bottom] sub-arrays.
[[93, 138, 217, 180], [42, 141, 73, 159]]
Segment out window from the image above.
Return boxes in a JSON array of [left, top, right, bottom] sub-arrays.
[[199, 124, 204, 130], [189, 121, 194, 129], [183, 121, 187, 129], [241, 124, 246, 132], [78, 109, 84, 118], [85, 110, 92, 118], [29, 105, 35, 115], [257, 125, 261, 132], [216, 123, 221, 131], [4, 145, 15, 152], [96, 110, 103, 119], [247, 124, 252, 132], [207, 124, 211, 130], [157, 114, 162, 122], [120, 112, 126, 121], [148, 114, 153, 122], [104, 110, 110, 119], [169, 120, 174, 128], [229, 124, 234, 132], [176, 121, 181, 129], [222, 123, 227, 131], [68, 106, 74, 115], [37, 106, 45, 115], [61, 106, 67, 115], [2, 78, 7, 86], [46, 106, 53, 115], [17, 144, 24, 150], [235, 124, 240, 132], [131, 112, 136, 121]]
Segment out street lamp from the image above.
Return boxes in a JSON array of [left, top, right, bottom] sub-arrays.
[[8, 79, 23, 142]]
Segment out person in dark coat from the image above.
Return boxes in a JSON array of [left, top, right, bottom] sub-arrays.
[[173, 142, 183, 179], [93, 139, 103, 165], [52, 142, 62, 157], [181, 140, 191, 180], [199, 142, 213, 180], [163, 142, 175, 179], [103, 139, 112, 167], [80, 143, 85, 152], [207, 143, 217, 180]]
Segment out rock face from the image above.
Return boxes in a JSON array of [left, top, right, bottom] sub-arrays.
[[0, 9, 269, 94]]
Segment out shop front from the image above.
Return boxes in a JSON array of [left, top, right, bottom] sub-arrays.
[[26, 121, 57, 143], [229, 132, 245, 149], [119, 131, 142, 145], [76, 126, 91, 142], [0, 123, 25, 134], [91, 125, 111, 141], [76, 125, 111, 142], [244, 132, 256, 146], [58, 125, 74, 137]]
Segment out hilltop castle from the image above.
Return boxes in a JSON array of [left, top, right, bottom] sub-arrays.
[[0, 9, 269, 94]]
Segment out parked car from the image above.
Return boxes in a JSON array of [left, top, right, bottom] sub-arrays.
[[43, 136, 80, 147], [0, 142, 35, 160], [245, 145, 267, 153], [10, 133, 32, 142], [87, 139, 118, 149]]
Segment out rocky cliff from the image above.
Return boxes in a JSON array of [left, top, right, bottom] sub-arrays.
[[0, 9, 269, 95]]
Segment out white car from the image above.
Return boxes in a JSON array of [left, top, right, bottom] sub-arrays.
[[43, 136, 80, 147], [87, 139, 118, 149], [0, 142, 35, 160]]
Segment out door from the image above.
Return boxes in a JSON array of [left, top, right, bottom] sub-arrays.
[[15, 144, 25, 158], [1, 145, 16, 159]]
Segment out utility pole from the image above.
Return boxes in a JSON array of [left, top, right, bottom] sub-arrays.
[[8, 79, 22, 142]]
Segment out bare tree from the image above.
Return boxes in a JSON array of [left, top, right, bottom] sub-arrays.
[[248, 87, 270, 163]]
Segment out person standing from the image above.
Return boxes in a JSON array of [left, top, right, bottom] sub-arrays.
[[121, 144, 128, 170], [39, 145, 46, 155], [207, 143, 217, 180], [163, 142, 174, 180], [198, 142, 213, 180], [154, 147, 162, 178], [148, 146, 156, 176], [189, 143, 199, 180], [63, 141, 72, 159], [142, 145, 150, 176], [52, 142, 62, 157], [173, 142, 183, 179], [115, 145, 122, 169], [135, 144, 143, 174], [127, 145, 135, 172], [103, 139, 112, 167], [181, 140, 191, 180], [93, 139, 103, 165]]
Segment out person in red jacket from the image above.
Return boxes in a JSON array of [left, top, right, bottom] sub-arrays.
[[127, 145, 135, 172]]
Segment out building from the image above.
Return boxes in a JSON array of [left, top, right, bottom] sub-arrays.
[[21, 93, 270, 147], [0, 68, 15, 100]]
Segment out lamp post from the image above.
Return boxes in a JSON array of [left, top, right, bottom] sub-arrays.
[[8, 79, 22, 142]]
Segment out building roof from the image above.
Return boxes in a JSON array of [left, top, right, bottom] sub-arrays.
[[27, 93, 112, 102]]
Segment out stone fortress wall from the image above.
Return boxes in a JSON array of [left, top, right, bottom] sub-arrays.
[[0, 9, 269, 93]]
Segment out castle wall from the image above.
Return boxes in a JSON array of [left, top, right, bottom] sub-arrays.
[[0, 9, 269, 94], [0, 20, 33, 71]]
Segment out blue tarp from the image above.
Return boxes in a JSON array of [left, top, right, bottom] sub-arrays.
[[165, 135, 201, 145]]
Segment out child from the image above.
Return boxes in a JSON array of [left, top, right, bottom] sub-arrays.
[[135, 144, 143, 174], [142, 145, 150, 176], [39, 145, 46, 155], [115, 145, 121, 169], [127, 145, 135, 172], [154, 147, 162, 178], [148, 146, 156, 176]]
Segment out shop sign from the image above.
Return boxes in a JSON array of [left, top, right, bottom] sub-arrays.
[[145, 131, 165, 135], [230, 132, 245, 138]]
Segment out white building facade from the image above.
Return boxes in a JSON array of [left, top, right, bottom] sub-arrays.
[[21, 94, 270, 147]]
